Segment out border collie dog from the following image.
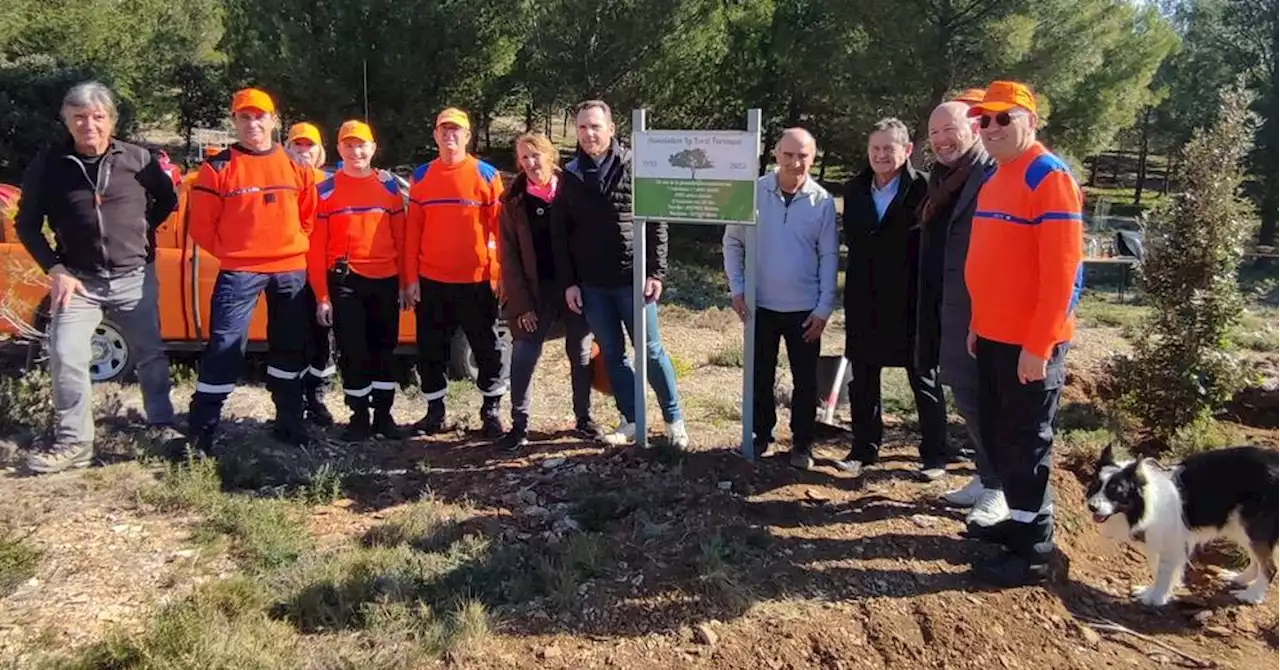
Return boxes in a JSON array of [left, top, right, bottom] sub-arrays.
[[1085, 445, 1278, 607]]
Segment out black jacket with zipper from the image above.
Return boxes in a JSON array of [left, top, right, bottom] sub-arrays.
[[552, 141, 668, 289], [15, 138, 178, 277]]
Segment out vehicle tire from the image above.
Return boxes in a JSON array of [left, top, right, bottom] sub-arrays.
[[87, 319, 134, 383], [446, 324, 512, 382]]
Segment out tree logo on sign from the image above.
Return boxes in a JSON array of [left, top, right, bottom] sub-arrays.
[[668, 148, 714, 179]]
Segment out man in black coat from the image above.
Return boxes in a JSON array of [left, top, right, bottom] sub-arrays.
[[839, 118, 948, 480]]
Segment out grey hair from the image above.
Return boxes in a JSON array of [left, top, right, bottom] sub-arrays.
[[575, 99, 613, 122], [870, 117, 910, 147], [62, 81, 118, 122]]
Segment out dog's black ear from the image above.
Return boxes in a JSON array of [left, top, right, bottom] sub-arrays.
[[1098, 444, 1116, 467]]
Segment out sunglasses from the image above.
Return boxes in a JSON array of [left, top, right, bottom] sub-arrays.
[[979, 111, 1026, 129]]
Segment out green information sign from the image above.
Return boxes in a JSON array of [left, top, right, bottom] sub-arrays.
[[632, 130, 759, 225]]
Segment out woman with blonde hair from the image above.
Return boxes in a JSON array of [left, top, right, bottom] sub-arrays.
[[497, 132, 599, 451]]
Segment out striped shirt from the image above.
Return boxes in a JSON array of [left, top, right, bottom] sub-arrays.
[[965, 142, 1084, 359], [405, 155, 504, 284]]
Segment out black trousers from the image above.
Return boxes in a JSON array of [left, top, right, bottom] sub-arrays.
[[847, 361, 948, 466], [331, 272, 400, 408], [414, 277, 507, 402], [754, 308, 820, 449], [301, 284, 335, 383], [976, 337, 1068, 557]]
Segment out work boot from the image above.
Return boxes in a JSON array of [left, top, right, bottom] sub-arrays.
[[342, 394, 371, 442], [370, 388, 402, 439], [413, 400, 446, 435], [303, 374, 334, 427], [25, 441, 94, 474], [498, 422, 529, 453], [971, 550, 1050, 587], [269, 377, 309, 447], [481, 396, 504, 439]]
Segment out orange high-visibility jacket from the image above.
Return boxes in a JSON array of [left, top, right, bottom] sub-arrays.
[[308, 170, 406, 302], [405, 155, 503, 285]]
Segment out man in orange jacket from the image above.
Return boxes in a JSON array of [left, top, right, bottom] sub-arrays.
[[186, 88, 318, 449], [962, 81, 1083, 587], [402, 107, 508, 438], [287, 121, 337, 428], [310, 120, 406, 441]]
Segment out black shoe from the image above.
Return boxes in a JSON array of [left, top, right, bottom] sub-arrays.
[[304, 383, 335, 427], [788, 445, 814, 470], [971, 551, 1049, 587], [305, 400, 334, 428], [371, 412, 402, 440], [413, 402, 446, 435], [342, 410, 371, 442], [480, 397, 503, 438], [482, 414, 505, 439], [573, 417, 603, 440], [751, 438, 771, 458], [962, 519, 1017, 546], [498, 427, 529, 453]]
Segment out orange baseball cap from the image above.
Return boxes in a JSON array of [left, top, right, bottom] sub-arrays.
[[968, 81, 1037, 117], [435, 107, 471, 130], [231, 88, 276, 115], [338, 120, 375, 143], [287, 122, 322, 145], [953, 88, 987, 105]]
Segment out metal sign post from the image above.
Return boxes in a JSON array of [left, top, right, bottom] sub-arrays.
[[630, 108, 762, 457], [632, 108, 650, 449]]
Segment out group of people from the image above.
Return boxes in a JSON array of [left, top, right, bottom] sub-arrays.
[[15, 77, 1082, 588], [728, 81, 1083, 586], [13, 84, 689, 467]]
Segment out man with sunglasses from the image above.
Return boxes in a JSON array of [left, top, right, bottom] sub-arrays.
[[962, 81, 1083, 587], [403, 107, 509, 439]]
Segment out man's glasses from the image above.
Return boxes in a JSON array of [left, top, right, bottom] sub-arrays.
[[979, 111, 1026, 129]]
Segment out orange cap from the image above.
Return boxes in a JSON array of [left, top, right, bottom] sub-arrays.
[[287, 122, 322, 145], [967, 81, 1037, 117], [202, 146, 221, 158], [435, 107, 471, 130], [231, 88, 276, 115], [953, 88, 987, 105], [338, 120, 375, 143]]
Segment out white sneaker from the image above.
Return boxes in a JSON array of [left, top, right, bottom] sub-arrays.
[[941, 476, 985, 507], [834, 459, 864, 477], [602, 422, 636, 446], [966, 489, 1010, 527], [665, 420, 689, 449]]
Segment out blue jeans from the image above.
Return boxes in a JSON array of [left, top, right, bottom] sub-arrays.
[[188, 269, 308, 438], [580, 284, 682, 424]]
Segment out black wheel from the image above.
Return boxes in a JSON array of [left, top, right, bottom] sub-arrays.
[[446, 324, 512, 382]]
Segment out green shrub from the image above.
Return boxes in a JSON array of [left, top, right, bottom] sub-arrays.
[[1109, 87, 1256, 448]]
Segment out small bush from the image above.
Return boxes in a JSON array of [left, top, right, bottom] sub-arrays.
[[1109, 86, 1256, 448], [297, 462, 345, 506], [693, 533, 756, 610], [169, 363, 198, 387], [66, 577, 299, 670], [140, 454, 225, 514], [0, 369, 52, 437], [669, 354, 695, 380], [196, 497, 311, 572], [362, 495, 466, 553], [707, 344, 744, 368], [1168, 417, 1245, 461], [0, 530, 42, 597]]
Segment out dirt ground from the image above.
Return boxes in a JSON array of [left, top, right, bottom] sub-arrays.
[[1, 306, 1277, 669]]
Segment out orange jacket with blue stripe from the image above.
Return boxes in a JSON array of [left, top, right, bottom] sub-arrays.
[[308, 170, 406, 302], [405, 155, 504, 285], [964, 142, 1084, 359], [188, 144, 317, 273]]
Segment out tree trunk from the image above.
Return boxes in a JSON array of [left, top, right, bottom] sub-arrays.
[[1087, 155, 1097, 187], [525, 102, 534, 132], [1133, 107, 1151, 207]]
